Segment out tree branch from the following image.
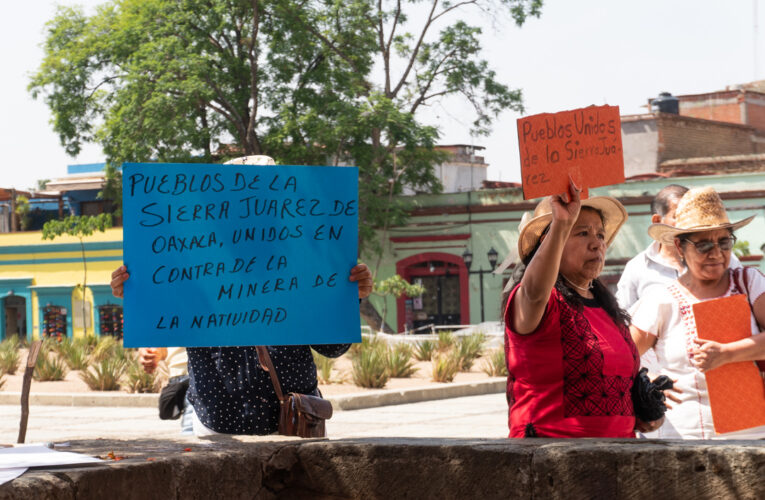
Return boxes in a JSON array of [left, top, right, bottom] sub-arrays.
[[431, 0, 478, 22], [390, 0, 439, 98], [246, 0, 262, 154]]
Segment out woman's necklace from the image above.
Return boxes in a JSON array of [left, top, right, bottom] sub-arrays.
[[560, 274, 593, 294]]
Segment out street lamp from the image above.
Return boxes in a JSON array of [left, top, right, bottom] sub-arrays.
[[462, 247, 499, 323]]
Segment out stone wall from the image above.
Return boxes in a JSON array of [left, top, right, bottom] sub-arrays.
[[3, 437, 764, 499]]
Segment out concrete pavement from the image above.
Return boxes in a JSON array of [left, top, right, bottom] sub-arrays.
[[0, 393, 508, 444]]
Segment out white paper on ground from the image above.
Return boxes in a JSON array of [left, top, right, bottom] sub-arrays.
[[0, 468, 27, 486], [0, 445, 102, 469]]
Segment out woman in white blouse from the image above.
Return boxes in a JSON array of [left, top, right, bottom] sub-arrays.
[[630, 186, 765, 439]]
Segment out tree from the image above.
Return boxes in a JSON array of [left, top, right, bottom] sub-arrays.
[[14, 196, 32, 231], [30, 0, 542, 331], [372, 275, 426, 333], [42, 214, 113, 336]]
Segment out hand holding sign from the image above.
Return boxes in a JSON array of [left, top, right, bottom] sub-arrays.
[[693, 294, 765, 434], [517, 105, 624, 200]]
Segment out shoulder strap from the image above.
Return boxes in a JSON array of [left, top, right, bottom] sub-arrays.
[[256, 346, 286, 401]]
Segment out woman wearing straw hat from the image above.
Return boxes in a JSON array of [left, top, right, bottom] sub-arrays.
[[630, 186, 765, 439], [504, 178, 662, 438]]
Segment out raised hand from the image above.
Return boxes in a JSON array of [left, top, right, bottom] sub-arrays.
[[550, 175, 582, 227]]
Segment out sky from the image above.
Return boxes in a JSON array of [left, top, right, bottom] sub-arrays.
[[2, 0, 763, 189]]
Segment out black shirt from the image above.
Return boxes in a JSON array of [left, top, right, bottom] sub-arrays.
[[187, 344, 349, 435]]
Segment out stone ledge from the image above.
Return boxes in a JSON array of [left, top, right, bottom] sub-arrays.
[[2, 437, 764, 499], [0, 378, 505, 410]]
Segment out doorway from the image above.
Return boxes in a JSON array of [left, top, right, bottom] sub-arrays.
[[396, 252, 470, 332], [3, 295, 27, 339]]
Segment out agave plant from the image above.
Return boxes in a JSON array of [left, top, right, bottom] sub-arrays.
[[91, 336, 124, 362], [58, 339, 91, 371], [0, 345, 20, 375], [312, 349, 336, 384], [351, 348, 389, 389], [481, 349, 509, 377], [80, 358, 126, 391], [33, 352, 68, 381], [431, 351, 460, 383], [348, 334, 387, 360], [124, 359, 160, 393], [413, 340, 436, 362], [437, 330, 456, 351], [455, 333, 487, 371], [386, 344, 418, 378]]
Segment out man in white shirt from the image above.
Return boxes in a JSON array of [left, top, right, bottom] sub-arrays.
[[617, 184, 741, 312]]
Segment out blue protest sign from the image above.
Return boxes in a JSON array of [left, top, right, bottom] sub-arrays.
[[121, 163, 360, 347]]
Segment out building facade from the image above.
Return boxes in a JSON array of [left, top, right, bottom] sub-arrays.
[[363, 173, 765, 333]]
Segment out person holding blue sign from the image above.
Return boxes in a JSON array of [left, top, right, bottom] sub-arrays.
[[111, 261, 372, 435], [112, 154, 374, 436]]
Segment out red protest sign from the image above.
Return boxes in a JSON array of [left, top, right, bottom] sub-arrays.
[[516, 105, 624, 200], [693, 294, 765, 434]]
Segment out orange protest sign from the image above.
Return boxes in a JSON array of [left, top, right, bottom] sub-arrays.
[[516, 105, 625, 200], [693, 294, 765, 434]]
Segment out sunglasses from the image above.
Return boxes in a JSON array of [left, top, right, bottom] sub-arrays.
[[682, 235, 736, 254]]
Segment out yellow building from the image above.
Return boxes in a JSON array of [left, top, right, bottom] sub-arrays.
[[0, 228, 124, 340]]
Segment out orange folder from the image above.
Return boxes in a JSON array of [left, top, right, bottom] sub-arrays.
[[516, 105, 625, 200], [693, 294, 765, 434]]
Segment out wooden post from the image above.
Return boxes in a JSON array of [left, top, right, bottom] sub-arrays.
[[18, 340, 42, 444]]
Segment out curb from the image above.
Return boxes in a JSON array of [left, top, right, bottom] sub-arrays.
[[327, 378, 506, 411], [0, 378, 505, 410]]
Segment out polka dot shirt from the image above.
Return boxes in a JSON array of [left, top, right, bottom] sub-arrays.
[[186, 344, 349, 435]]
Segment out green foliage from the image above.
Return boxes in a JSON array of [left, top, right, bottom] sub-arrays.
[[91, 336, 124, 362], [733, 240, 751, 258], [413, 340, 437, 362], [481, 349, 508, 377], [352, 348, 390, 389], [29, 0, 540, 259], [348, 334, 387, 360], [80, 358, 126, 391], [374, 275, 425, 298], [312, 349, 336, 385], [42, 214, 112, 241], [437, 331, 457, 351], [373, 274, 427, 330], [125, 359, 159, 393], [14, 195, 32, 230], [385, 343, 418, 378], [57, 337, 91, 371], [34, 352, 69, 381], [0, 338, 21, 375], [431, 351, 460, 383], [455, 333, 487, 371]]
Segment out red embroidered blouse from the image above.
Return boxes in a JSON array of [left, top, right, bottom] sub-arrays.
[[504, 285, 640, 438]]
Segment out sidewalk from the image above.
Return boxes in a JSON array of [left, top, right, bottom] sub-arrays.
[[0, 377, 505, 410]]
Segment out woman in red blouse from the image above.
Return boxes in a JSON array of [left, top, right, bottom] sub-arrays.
[[504, 178, 663, 438]]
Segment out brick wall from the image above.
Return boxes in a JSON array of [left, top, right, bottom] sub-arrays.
[[745, 95, 765, 131], [657, 114, 756, 162]]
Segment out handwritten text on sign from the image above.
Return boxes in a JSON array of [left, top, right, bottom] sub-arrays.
[[121, 163, 360, 348], [516, 105, 624, 199]]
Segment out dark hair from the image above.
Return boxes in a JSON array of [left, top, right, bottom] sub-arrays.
[[650, 184, 688, 217], [502, 207, 630, 329]]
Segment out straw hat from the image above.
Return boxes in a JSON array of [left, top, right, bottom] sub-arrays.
[[648, 186, 754, 245], [517, 196, 628, 261]]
